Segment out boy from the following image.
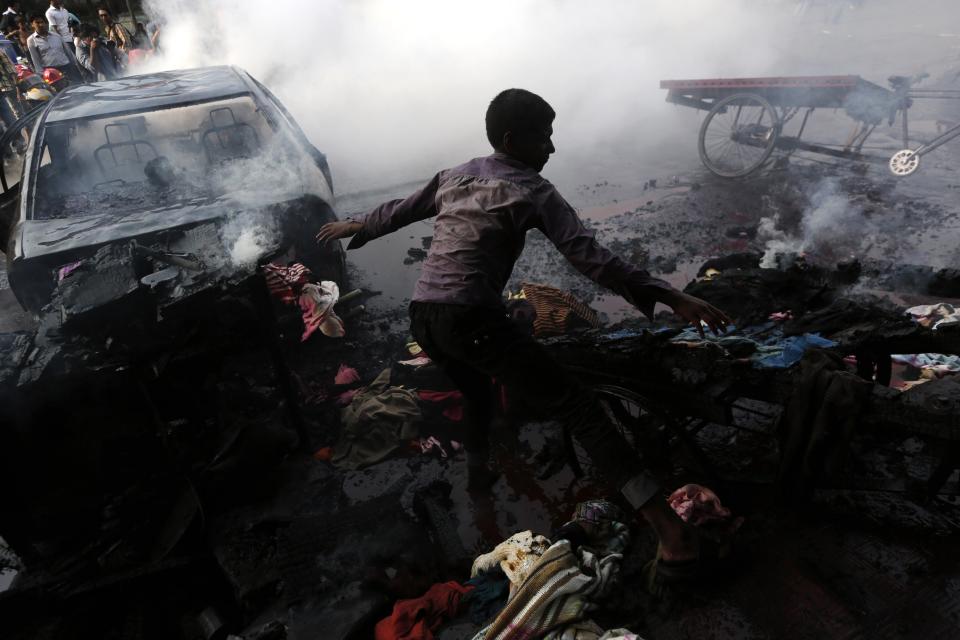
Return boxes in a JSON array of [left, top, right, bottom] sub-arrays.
[[318, 89, 731, 574]]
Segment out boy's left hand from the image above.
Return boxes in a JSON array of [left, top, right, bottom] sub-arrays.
[[660, 290, 731, 339]]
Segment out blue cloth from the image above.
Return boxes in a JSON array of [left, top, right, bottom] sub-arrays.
[[669, 322, 837, 369], [463, 571, 509, 624], [753, 333, 837, 369]]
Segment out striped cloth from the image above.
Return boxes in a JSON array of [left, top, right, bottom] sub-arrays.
[[472, 522, 639, 640], [262, 262, 312, 304], [520, 283, 601, 337]]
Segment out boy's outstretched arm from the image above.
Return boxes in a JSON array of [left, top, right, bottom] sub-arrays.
[[316, 173, 442, 249], [539, 189, 731, 338]]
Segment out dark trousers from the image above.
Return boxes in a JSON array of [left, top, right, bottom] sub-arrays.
[[409, 301, 660, 507]]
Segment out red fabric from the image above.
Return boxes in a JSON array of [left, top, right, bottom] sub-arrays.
[[262, 262, 312, 304], [374, 581, 471, 640], [417, 390, 464, 421], [313, 447, 333, 461]]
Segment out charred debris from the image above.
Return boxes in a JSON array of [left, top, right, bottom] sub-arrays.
[[1, 155, 960, 636]]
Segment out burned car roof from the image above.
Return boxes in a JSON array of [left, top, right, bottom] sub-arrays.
[[44, 66, 257, 123]]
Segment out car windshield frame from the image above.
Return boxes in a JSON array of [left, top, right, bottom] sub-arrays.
[[24, 90, 315, 222]]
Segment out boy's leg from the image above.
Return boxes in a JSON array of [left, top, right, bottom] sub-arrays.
[[409, 303, 498, 488], [428, 305, 699, 562]]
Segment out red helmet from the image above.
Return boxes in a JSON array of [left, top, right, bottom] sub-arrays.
[[15, 63, 33, 81], [42, 68, 64, 85]]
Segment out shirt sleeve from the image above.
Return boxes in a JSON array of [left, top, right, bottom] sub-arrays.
[[27, 38, 42, 73], [76, 43, 92, 72], [536, 185, 673, 320], [346, 172, 441, 250]]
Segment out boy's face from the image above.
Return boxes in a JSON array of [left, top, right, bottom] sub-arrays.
[[505, 122, 555, 172]]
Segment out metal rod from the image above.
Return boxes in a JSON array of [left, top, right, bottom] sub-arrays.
[[902, 108, 909, 147], [795, 107, 813, 141], [915, 119, 960, 158]]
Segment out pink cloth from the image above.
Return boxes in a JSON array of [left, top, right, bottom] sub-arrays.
[[57, 261, 82, 282], [668, 484, 736, 527], [299, 281, 345, 341]]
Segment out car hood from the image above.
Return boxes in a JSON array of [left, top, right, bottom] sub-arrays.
[[19, 189, 300, 262]]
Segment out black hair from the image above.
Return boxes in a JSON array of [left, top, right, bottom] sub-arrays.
[[29, 14, 45, 23], [485, 88, 555, 149], [97, 5, 112, 16], [79, 24, 98, 38]]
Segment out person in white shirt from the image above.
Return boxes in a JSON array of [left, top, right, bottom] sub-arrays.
[[44, 0, 72, 52], [27, 13, 81, 83]]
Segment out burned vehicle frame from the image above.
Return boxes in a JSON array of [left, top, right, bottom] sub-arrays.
[[0, 65, 344, 317], [0, 68, 349, 584]]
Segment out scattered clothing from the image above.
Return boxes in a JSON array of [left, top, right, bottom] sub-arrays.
[[418, 436, 448, 459], [463, 571, 510, 625], [263, 262, 312, 304], [891, 353, 960, 376], [417, 389, 464, 421], [471, 511, 636, 640], [753, 333, 837, 369], [374, 581, 472, 640], [671, 323, 837, 369], [777, 349, 872, 501], [57, 261, 82, 282], [668, 484, 742, 534], [510, 283, 601, 337], [332, 368, 421, 470], [906, 303, 960, 331], [471, 530, 551, 597], [299, 281, 345, 341]]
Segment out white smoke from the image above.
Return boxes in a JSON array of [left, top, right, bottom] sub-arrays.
[[139, 0, 799, 193], [758, 177, 875, 267]]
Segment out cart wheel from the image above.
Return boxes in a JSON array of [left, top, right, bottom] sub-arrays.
[[889, 149, 919, 176], [566, 384, 672, 481], [698, 93, 781, 178]]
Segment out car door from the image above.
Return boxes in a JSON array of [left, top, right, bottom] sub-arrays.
[[0, 107, 42, 254]]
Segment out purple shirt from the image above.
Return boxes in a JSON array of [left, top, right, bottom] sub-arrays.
[[348, 153, 673, 318]]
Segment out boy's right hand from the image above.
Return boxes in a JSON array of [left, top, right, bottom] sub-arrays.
[[316, 220, 363, 245]]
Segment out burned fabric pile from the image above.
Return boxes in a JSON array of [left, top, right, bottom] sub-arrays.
[[777, 349, 872, 500], [263, 262, 346, 340], [469, 501, 639, 640], [507, 283, 601, 337]]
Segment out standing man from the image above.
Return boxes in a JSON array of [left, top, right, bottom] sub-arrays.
[[97, 6, 132, 53], [0, 2, 20, 33], [76, 25, 120, 80], [26, 14, 82, 83], [44, 0, 72, 52], [317, 89, 733, 577]]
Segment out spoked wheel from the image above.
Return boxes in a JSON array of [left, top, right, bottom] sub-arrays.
[[566, 384, 673, 481], [698, 93, 781, 178]]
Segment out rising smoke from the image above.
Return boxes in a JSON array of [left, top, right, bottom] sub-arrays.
[[140, 0, 802, 193]]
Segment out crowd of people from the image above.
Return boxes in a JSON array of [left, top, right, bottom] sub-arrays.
[[0, 1, 160, 127]]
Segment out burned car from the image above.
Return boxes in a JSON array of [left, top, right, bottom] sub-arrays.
[[0, 66, 344, 324]]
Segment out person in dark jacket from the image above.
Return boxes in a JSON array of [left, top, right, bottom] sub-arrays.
[[317, 89, 732, 576]]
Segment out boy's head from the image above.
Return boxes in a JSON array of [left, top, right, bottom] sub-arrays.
[[486, 88, 556, 172]]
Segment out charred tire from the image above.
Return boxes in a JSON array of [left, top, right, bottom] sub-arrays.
[[698, 93, 781, 178]]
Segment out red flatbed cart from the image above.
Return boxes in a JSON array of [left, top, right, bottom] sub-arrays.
[[661, 74, 960, 178]]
